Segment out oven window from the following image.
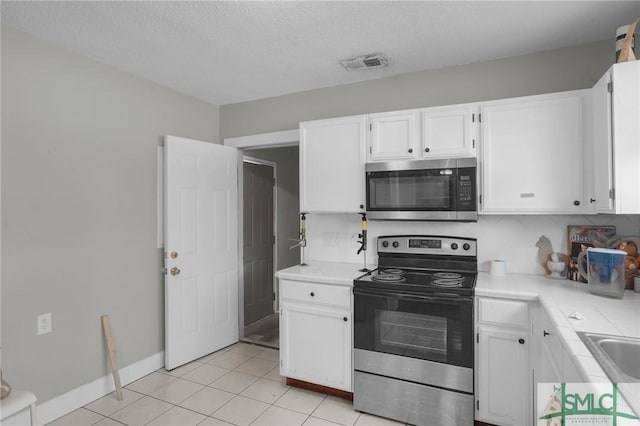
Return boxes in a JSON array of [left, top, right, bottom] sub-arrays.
[[354, 288, 472, 368], [378, 311, 449, 360], [367, 170, 454, 210]]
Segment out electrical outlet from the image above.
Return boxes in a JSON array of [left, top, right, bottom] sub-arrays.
[[37, 313, 52, 335]]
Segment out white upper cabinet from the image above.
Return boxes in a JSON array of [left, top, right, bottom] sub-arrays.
[[367, 104, 478, 162], [480, 90, 591, 214], [592, 61, 640, 214], [300, 115, 367, 213], [592, 70, 615, 213], [368, 110, 419, 161], [420, 103, 478, 158]]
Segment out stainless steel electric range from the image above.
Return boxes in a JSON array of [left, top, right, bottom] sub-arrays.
[[353, 235, 477, 426]]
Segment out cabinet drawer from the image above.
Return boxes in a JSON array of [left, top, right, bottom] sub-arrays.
[[280, 280, 351, 309], [478, 298, 528, 328]]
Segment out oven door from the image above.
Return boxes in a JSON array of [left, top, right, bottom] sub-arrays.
[[353, 286, 473, 369]]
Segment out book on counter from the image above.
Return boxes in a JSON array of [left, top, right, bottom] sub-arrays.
[[567, 225, 617, 283]]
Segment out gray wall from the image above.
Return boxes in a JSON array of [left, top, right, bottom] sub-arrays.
[[220, 39, 613, 138], [1, 28, 219, 403], [244, 146, 300, 271]]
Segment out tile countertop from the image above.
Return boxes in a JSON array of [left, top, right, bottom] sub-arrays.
[[275, 263, 640, 416], [477, 272, 640, 417], [275, 261, 368, 286]]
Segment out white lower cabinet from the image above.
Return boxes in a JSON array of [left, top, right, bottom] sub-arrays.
[[279, 279, 352, 392], [477, 298, 586, 426], [476, 297, 531, 426], [532, 305, 585, 422]]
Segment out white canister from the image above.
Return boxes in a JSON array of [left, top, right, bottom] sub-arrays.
[[489, 260, 507, 276]]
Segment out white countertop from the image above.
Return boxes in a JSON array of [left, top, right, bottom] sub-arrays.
[[275, 261, 640, 416], [275, 260, 367, 286], [477, 272, 640, 417]]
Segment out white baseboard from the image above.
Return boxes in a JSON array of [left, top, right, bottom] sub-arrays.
[[2, 351, 164, 426]]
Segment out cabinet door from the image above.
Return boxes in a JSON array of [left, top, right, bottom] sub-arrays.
[[477, 326, 529, 426], [280, 302, 352, 391], [480, 92, 586, 214], [610, 61, 640, 214], [592, 70, 615, 213], [368, 110, 419, 161], [300, 116, 367, 213], [421, 104, 478, 158]]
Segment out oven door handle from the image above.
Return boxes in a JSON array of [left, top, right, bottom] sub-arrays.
[[353, 286, 472, 304]]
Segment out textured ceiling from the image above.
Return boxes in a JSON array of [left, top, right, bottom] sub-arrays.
[[1, 1, 638, 106]]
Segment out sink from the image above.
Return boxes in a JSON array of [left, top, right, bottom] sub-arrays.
[[578, 332, 640, 383]]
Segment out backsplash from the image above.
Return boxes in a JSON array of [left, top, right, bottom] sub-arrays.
[[303, 214, 640, 275]]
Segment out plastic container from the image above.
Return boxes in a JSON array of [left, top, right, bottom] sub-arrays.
[[578, 248, 627, 298]]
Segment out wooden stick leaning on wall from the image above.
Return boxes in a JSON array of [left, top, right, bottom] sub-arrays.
[[617, 18, 639, 63], [101, 315, 123, 401]]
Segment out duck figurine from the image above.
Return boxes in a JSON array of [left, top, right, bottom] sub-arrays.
[[536, 235, 569, 279]]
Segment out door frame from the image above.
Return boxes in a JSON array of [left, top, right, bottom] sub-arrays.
[[241, 155, 278, 329], [225, 129, 298, 340]]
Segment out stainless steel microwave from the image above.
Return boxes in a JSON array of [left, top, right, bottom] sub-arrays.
[[365, 158, 477, 221]]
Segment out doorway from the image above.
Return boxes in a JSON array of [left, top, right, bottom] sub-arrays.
[[242, 157, 277, 347], [241, 146, 300, 349]]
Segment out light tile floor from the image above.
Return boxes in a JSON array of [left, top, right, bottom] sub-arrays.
[[47, 343, 406, 426]]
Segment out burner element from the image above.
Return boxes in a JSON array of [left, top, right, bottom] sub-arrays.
[[371, 273, 406, 283], [432, 279, 463, 288], [433, 272, 463, 280], [379, 268, 405, 276]]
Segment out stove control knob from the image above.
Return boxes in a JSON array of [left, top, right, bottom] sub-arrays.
[[451, 243, 459, 250], [382, 241, 389, 248], [392, 241, 399, 248], [463, 243, 471, 251]]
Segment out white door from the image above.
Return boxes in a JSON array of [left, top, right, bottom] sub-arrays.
[[421, 104, 478, 158], [165, 135, 238, 370], [299, 115, 367, 213], [368, 111, 418, 161], [280, 302, 352, 391]]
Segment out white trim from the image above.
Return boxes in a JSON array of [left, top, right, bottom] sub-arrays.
[[157, 146, 164, 248], [2, 352, 164, 426], [224, 129, 298, 149]]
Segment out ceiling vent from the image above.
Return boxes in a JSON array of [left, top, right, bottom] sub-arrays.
[[340, 53, 389, 71]]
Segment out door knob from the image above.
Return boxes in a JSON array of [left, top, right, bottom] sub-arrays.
[[518, 338, 525, 344], [408, 148, 413, 153], [170, 267, 181, 276]]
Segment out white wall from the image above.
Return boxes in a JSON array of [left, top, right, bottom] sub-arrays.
[[219, 37, 640, 277], [220, 39, 613, 139], [1, 27, 219, 405], [302, 214, 640, 275]]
